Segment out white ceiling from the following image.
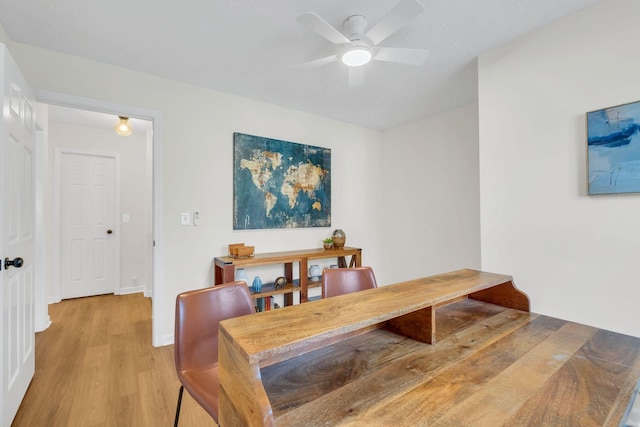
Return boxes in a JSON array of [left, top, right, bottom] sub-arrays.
[[0, 0, 600, 130], [47, 104, 152, 137]]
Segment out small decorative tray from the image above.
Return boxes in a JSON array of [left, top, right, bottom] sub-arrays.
[[229, 243, 255, 258]]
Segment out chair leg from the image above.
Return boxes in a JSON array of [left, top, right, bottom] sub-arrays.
[[174, 385, 184, 427]]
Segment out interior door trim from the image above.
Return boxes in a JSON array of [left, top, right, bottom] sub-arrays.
[[33, 89, 165, 347]]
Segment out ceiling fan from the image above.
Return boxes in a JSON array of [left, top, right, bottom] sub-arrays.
[[293, 0, 429, 88]]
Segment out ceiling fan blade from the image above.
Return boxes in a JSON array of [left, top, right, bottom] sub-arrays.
[[297, 13, 352, 45], [365, 0, 424, 45], [291, 54, 339, 69], [373, 47, 429, 65], [348, 67, 365, 88]]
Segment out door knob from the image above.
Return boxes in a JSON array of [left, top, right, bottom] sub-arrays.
[[5, 257, 24, 269], [107, 229, 113, 235]]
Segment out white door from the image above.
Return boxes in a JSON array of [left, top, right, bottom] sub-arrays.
[[59, 152, 117, 299], [0, 46, 36, 427]]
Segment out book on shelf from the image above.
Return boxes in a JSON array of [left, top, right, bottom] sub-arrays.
[[255, 296, 277, 312]]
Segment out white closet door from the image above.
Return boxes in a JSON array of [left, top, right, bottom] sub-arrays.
[[59, 152, 116, 299]]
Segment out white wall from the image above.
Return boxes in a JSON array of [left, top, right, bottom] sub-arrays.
[[47, 120, 151, 299], [479, 0, 640, 337], [0, 24, 482, 345], [2, 40, 381, 344], [380, 103, 481, 283]]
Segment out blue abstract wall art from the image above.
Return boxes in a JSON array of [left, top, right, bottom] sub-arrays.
[[587, 100, 640, 194], [233, 132, 331, 230]]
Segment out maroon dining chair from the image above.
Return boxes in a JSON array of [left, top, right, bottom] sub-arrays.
[[322, 266, 378, 298], [173, 281, 254, 426]]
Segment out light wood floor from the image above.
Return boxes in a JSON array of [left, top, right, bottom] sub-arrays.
[[12, 293, 217, 427]]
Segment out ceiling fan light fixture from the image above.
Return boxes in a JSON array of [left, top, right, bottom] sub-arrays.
[[341, 47, 372, 67], [114, 116, 133, 136]]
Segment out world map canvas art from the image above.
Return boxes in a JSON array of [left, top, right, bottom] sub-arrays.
[[233, 132, 331, 230]]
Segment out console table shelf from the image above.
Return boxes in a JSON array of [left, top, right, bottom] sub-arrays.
[[214, 247, 361, 305]]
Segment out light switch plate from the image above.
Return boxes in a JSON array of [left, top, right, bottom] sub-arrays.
[[181, 212, 190, 226]]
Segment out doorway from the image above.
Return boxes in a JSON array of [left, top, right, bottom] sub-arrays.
[[48, 105, 152, 302], [33, 91, 163, 346]]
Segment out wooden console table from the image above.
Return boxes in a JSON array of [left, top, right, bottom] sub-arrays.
[[218, 269, 640, 426], [214, 247, 361, 305]]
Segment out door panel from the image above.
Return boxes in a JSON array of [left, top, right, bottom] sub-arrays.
[[60, 152, 116, 299], [1, 45, 36, 427]]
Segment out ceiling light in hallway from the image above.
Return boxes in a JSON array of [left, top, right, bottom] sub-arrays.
[[114, 116, 133, 136]]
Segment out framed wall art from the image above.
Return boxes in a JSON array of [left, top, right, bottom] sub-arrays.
[[233, 132, 331, 230], [587, 100, 640, 195]]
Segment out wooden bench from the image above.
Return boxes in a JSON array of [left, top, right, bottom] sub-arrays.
[[218, 269, 640, 426], [218, 269, 527, 424]]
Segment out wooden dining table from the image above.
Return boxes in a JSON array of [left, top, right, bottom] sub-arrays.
[[218, 269, 640, 426]]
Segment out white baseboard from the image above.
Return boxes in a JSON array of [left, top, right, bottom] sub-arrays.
[[35, 316, 52, 333], [117, 285, 145, 295], [162, 333, 174, 346]]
